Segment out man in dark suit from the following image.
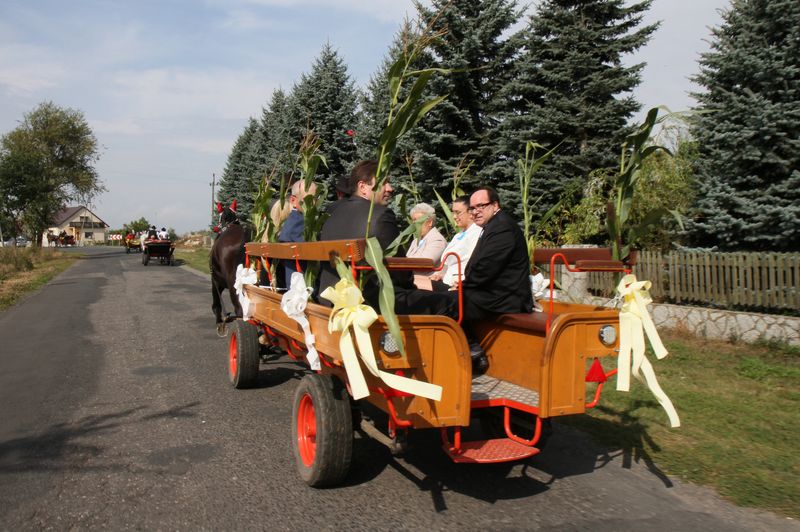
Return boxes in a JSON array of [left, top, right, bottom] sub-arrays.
[[319, 160, 454, 317], [457, 186, 533, 372]]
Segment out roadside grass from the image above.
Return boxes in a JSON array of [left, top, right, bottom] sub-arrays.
[[174, 247, 210, 274], [0, 247, 77, 311], [566, 331, 799, 518]]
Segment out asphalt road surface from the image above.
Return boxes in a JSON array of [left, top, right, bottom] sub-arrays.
[[0, 247, 796, 531]]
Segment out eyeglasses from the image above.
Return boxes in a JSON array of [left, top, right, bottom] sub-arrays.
[[452, 210, 467, 218], [468, 202, 492, 213]]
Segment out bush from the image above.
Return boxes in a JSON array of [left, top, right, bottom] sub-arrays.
[[0, 247, 35, 280]]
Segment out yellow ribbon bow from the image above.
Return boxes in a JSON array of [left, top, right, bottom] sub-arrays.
[[320, 277, 442, 402], [616, 274, 680, 428]]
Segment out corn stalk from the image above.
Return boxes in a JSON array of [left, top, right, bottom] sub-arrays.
[[517, 141, 560, 265], [608, 107, 682, 261]]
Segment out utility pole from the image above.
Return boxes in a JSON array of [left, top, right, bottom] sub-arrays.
[[210, 172, 216, 228]]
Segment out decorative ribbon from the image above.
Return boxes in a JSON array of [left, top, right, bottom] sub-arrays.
[[616, 274, 680, 428], [280, 272, 320, 371], [320, 277, 442, 402], [234, 264, 258, 319], [530, 272, 555, 312]]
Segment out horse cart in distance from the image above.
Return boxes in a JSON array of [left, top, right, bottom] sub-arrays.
[[229, 239, 634, 487], [142, 239, 175, 266], [124, 235, 141, 253]]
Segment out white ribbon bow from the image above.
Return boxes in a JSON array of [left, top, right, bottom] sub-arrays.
[[280, 272, 320, 370], [321, 277, 442, 402], [530, 272, 555, 312], [234, 264, 258, 319], [616, 274, 680, 428]]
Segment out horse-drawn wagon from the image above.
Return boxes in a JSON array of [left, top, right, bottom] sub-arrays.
[[142, 239, 175, 266], [124, 235, 141, 253], [222, 239, 662, 487]]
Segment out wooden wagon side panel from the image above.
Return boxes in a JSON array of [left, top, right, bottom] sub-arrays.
[[244, 285, 472, 428], [540, 308, 620, 418]]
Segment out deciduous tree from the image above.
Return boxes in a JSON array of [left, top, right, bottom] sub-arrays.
[[0, 101, 103, 246]]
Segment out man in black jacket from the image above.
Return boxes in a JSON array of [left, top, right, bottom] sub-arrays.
[[319, 160, 455, 316], [458, 186, 533, 372]]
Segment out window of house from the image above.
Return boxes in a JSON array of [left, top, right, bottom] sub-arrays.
[[85, 232, 93, 239]]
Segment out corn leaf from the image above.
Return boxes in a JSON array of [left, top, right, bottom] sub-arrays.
[[364, 237, 406, 359], [434, 188, 457, 232]]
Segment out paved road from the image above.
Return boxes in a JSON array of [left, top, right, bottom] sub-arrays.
[[0, 247, 795, 531]]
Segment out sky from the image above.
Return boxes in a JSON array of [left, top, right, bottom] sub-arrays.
[[0, 0, 729, 235]]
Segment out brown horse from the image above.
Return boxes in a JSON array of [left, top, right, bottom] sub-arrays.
[[210, 221, 250, 336], [46, 232, 59, 247]]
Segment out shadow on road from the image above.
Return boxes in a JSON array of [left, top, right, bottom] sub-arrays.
[[338, 405, 673, 513], [0, 402, 203, 475], [555, 401, 674, 488]]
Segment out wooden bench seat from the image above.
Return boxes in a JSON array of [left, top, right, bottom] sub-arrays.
[[494, 312, 553, 334]]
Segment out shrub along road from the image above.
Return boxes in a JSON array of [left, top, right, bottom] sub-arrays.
[[0, 246, 795, 531]]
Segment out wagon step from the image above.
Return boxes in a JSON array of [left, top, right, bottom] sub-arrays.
[[443, 438, 540, 464]]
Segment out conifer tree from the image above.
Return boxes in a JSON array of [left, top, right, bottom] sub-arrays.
[[687, 0, 800, 251], [495, 0, 656, 218], [260, 88, 295, 179], [218, 118, 260, 220], [288, 44, 359, 198], [408, 0, 521, 200]]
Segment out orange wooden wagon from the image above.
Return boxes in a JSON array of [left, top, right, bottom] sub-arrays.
[[226, 240, 632, 487]]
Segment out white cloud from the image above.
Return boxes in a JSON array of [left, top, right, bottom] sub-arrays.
[[220, 8, 279, 30], [0, 44, 68, 95], [214, 0, 418, 24], [109, 68, 273, 122]]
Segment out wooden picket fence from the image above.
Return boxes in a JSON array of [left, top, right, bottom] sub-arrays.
[[586, 250, 800, 311]]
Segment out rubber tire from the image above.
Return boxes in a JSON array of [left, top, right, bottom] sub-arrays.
[[228, 320, 260, 389], [292, 374, 353, 487]]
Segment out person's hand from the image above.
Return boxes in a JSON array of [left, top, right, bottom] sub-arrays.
[[430, 272, 443, 281]]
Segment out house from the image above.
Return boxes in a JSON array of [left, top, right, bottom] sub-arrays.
[[43, 206, 109, 245]]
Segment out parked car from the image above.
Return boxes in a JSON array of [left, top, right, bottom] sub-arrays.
[[1, 236, 30, 247]]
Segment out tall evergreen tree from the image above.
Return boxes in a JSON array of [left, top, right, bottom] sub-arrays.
[[288, 44, 359, 198], [495, 0, 657, 218], [218, 118, 260, 221], [687, 0, 800, 251], [260, 88, 296, 180], [407, 0, 521, 201]]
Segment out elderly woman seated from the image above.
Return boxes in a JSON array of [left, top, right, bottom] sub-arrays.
[[407, 202, 447, 275]]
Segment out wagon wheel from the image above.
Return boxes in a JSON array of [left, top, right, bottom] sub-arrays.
[[142, 252, 149, 266], [292, 374, 353, 487], [228, 320, 260, 389]]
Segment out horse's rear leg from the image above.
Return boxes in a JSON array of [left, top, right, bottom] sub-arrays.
[[212, 278, 227, 337], [228, 288, 243, 320]]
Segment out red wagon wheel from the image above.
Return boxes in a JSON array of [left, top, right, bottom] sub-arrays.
[[291, 374, 353, 487], [227, 320, 259, 388]]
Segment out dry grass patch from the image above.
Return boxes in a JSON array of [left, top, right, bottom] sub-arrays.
[[0, 248, 77, 311]]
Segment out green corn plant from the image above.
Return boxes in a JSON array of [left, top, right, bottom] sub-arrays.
[[607, 107, 683, 261], [517, 141, 560, 265], [361, 14, 449, 359], [434, 155, 472, 236], [291, 130, 328, 288]]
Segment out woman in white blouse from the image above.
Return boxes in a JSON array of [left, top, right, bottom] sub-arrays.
[[418, 195, 482, 291]]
